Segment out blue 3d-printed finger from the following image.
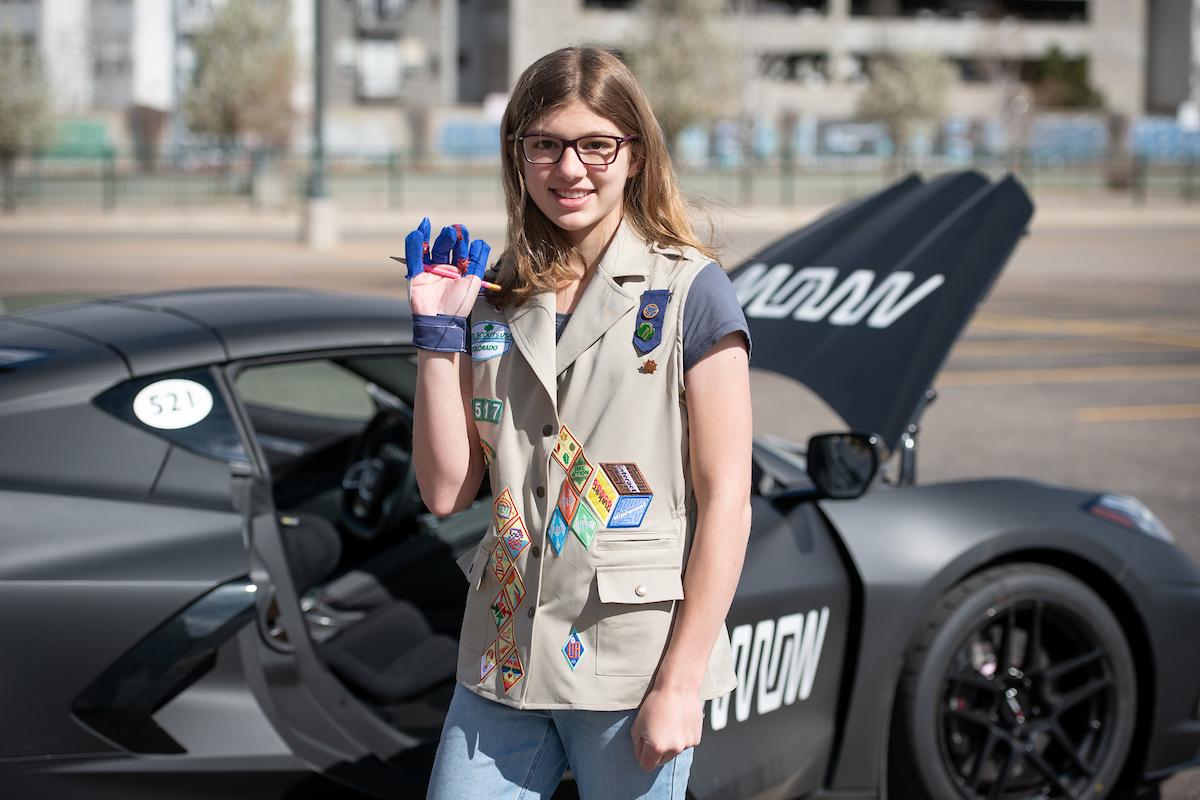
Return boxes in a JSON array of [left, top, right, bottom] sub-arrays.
[[467, 238, 491, 279], [403, 222, 428, 278], [430, 225, 457, 265], [451, 224, 471, 273]]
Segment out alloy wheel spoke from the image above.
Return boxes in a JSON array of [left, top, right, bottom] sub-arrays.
[[1054, 677, 1112, 714], [998, 606, 1017, 672], [967, 730, 999, 793], [1050, 722, 1098, 776], [1024, 744, 1079, 798], [988, 743, 1021, 800], [1043, 648, 1104, 682]]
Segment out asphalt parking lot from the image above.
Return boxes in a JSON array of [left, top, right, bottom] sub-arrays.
[[1, 201, 1197, 797]]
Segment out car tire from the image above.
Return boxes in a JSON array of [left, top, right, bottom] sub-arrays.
[[889, 564, 1137, 800]]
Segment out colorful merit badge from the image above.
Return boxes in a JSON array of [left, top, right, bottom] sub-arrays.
[[471, 321, 512, 361], [490, 588, 513, 628], [633, 289, 670, 355], [501, 567, 526, 609], [600, 463, 654, 528], [493, 487, 518, 532], [571, 501, 601, 548], [472, 398, 504, 423], [550, 424, 581, 471], [556, 480, 580, 525], [490, 540, 513, 582], [568, 453, 593, 493], [500, 648, 525, 693], [562, 628, 585, 670], [480, 438, 495, 467], [498, 619, 516, 656], [502, 522, 530, 560], [546, 507, 570, 555], [583, 466, 618, 525], [480, 640, 498, 681]]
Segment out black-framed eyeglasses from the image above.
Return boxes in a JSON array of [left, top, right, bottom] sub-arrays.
[[515, 134, 640, 165]]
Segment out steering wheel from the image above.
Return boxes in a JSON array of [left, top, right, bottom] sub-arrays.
[[339, 408, 420, 540]]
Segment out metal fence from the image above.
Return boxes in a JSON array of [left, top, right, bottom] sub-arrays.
[[2, 149, 1197, 212]]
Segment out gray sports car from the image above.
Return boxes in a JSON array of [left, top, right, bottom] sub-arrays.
[[1, 172, 1197, 799]]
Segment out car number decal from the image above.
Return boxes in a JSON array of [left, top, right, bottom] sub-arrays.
[[132, 379, 214, 430]]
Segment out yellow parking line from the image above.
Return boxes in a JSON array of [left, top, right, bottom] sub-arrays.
[[1075, 404, 1200, 423], [937, 365, 1200, 387], [972, 314, 1200, 350]]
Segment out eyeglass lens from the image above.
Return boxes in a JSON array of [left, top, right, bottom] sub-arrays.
[[522, 135, 621, 165]]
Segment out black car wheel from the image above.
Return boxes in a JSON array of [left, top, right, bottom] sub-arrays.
[[890, 564, 1137, 800]]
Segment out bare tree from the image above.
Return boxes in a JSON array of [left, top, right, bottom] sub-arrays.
[[0, 32, 53, 212], [624, 0, 741, 152], [184, 0, 296, 159], [856, 52, 955, 163]]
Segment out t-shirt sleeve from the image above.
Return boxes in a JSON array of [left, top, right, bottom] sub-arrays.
[[683, 261, 752, 372]]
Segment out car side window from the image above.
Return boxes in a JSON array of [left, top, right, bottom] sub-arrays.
[[235, 360, 375, 422], [94, 367, 250, 464]]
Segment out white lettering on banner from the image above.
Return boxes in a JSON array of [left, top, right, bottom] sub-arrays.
[[709, 608, 830, 731], [732, 263, 945, 329]]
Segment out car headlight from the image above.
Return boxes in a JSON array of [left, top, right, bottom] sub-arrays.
[[1084, 493, 1174, 542]]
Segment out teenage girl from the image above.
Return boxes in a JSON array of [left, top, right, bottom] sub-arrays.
[[406, 46, 752, 800]]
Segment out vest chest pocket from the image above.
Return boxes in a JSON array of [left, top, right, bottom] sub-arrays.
[[594, 564, 684, 677]]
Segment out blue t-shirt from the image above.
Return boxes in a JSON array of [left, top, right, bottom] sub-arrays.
[[555, 261, 751, 371]]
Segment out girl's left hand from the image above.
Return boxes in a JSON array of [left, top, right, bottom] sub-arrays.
[[630, 685, 703, 771]]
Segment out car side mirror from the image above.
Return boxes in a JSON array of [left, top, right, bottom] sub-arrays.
[[806, 432, 882, 500]]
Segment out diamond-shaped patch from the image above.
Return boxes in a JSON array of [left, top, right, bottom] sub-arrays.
[[550, 425, 581, 472], [547, 507, 569, 555], [571, 501, 601, 549], [480, 640, 498, 681], [490, 588, 512, 628], [500, 648, 524, 693], [491, 541, 513, 582], [503, 521, 530, 560], [556, 479, 580, 524], [562, 628, 585, 670]]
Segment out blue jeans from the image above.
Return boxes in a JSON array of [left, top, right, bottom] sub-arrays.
[[427, 683, 694, 799]]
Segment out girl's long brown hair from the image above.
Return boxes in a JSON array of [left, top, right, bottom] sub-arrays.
[[491, 46, 715, 308]]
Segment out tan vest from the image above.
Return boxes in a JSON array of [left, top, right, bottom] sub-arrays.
[[455, 220, 737, 710]]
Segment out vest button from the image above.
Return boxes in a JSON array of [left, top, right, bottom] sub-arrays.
[[634, 585, 648, 597], [536, 486, 545, 498], [542, 424, 554, 436], [531, 545, 541, 558], [527, 607, 535, 619]]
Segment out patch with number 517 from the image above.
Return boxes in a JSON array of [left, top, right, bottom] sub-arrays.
[[472, 398, 504, 424]]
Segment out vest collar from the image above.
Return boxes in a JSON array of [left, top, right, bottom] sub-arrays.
[[502, 219, 652, 405]]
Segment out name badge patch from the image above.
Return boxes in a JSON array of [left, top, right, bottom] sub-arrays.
[[633, 290, 671, 355], [471, 321, 513, 361]]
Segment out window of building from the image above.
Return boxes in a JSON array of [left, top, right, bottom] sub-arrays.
[[850, 0, 1087, 22], [760, 52, 829, 84]]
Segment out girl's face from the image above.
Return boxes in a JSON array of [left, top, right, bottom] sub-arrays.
[[520, 100, 638, 250]]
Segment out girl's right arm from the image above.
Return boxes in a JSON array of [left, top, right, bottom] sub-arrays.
[[405, 219, 490, 515]]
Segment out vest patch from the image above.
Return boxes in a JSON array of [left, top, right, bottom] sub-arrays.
[[472, 397, 504, 423], [480, 438, 495, 467], [571, 501, 601, 548], [493, 487, 519, 532], [556, 479, 581, 525], [480, 640, 498, 681], [471, 321, 513, 361], [490, 540, 513, 582], [568, 454, 593, 493], [562, 628, 586, 671], [498, 619, 516, 655], [600, 462, 654, 528], [551, 425, 582, 471], [501, 648, 525, 693], [584, 467, 618, 525], [502, 567, 526, 610], [502, 522, 530, 560], [547, 507, 570, 555], [490, 588, 513, 628], [633, 289, 671, 354]]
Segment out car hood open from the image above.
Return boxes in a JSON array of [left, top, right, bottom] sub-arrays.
[[729, 170, 1034, 452]]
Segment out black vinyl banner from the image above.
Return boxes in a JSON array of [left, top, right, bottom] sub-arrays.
[[729, 171, 1035, 451]]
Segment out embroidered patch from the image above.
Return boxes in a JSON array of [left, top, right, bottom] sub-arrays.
[[568, 453, 593, 493], [547, 507, 570, 555], [550, 425, 581, 472], [500, 648, 525, 693], [493, 487, 518, 532], [498, 620, 516, 658], [583, 466, 618, 526], [502, 521, 530, 560], [556, 479, 580, 525], [633, 289, 670, 354], [471, 321, 513, 361], [472, 398, 505, 424], [480, 640, 498, 681], [601, 463, 654, 528], [502, 567, 526, 610], [480, 438, 495, 467], [562, 628, 585, 670], [490, 588, 513, 628], [490, 540, 513, 582], [571, 501, 601, 549]]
